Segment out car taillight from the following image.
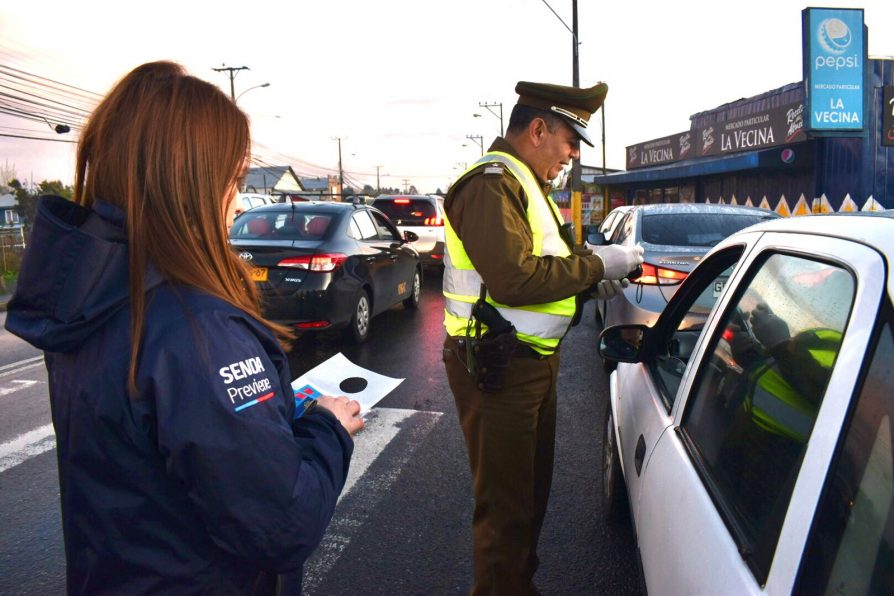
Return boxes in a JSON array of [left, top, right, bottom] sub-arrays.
[[278, 253, 347, 272], [424, 217, 444, 226], [394, 199, 411, 204], [295, 321, 331, 329], [631, 263, 688, 285]]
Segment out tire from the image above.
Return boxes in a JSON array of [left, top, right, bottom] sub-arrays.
[[348, 289, 371, 343], [602, 405, 629, 522], [403, 269, 421, 310]]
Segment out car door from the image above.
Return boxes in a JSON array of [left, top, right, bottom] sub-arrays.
[[631, 232, 885, 594], [368, 208, 417, 307], [350, 209, 393, 311], [612, 240, 754, 525]]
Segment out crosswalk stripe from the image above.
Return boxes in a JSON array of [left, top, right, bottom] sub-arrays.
[[303, 408, 443, 594], [0, 423, 56, 473], [0, 356, 44, 379]]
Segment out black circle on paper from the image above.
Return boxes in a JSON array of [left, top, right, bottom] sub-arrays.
[[339, 377, 368, 393]]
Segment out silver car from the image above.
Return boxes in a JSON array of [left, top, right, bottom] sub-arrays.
[[598, 211, 894, 595], [589, 203, 779, 369], [372, 194, 445, 268]]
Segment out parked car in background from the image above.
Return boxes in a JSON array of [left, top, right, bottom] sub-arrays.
[[589, 204, 779, 369], [229, 201, 422, 343], [372, 194, 445, 268], [234, 192, 275, 217], [598, 211, 894, 595]]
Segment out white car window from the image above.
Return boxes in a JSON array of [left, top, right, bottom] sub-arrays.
[[681, 252, 855, 583], [797, 317, 894, 594], [352, 211, 378, 241]]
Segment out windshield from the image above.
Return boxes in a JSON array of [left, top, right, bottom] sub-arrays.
[[229, 211, 334, 240], [373, 198, 437, 225], [641, 213, 773, 247]]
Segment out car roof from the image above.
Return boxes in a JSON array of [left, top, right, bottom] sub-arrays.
[[737, 210, 894, 241], [719, 211, 894, 299], [246, 201, 363, 214], [630, 203, 780, 217], [373, 194, 438, 201]]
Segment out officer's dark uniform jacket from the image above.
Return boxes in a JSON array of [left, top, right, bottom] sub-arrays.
[[5, 196, 353, 594]]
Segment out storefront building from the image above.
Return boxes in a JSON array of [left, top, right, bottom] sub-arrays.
[[589, 9, 893, 220]]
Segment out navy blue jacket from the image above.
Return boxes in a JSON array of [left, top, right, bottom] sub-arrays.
[[5, 196, 353, 594]]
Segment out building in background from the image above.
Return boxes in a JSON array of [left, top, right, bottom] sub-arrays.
[[592, 9, 893, 220]]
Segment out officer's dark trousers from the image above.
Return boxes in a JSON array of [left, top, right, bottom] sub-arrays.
[[444, 335, 559, 596]]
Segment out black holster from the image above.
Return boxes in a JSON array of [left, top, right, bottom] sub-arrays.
[[464, 285, 518, 392]]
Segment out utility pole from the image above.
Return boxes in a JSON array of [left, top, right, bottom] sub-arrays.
[[213, 64, 249, 101], [465, 134, 484, 156], [402, 179, 410, 193], [476, 102, 504, 136], [375, 165, 383, 195], [332, 137, 344, 201], [570, 0, 582, 243]]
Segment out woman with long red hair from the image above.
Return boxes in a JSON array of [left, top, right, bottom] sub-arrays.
[[5, 61, 363, 594]]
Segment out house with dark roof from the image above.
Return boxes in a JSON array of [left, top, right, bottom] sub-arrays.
[[296, 176, 342, 201], [243, 166, 304, 197]]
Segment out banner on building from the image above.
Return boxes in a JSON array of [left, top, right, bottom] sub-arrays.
[[626, 102, 806, 169], [803, 7, 865, 131], [626, 131, 693, 170], [884, 86, 894, 147]]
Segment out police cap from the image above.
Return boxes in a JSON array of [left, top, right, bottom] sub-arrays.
[[515, 81, 608, 147]]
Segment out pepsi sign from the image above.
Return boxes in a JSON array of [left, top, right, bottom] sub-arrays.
[[803, 8, 865, 131]]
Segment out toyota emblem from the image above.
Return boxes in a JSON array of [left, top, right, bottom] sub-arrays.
[[239, 252, 253, 261]]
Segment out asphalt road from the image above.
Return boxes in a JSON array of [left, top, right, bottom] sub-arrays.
[[0, 273, 641, 595]]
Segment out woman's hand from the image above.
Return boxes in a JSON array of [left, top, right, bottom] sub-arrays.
[[316, 395, 365, 435]]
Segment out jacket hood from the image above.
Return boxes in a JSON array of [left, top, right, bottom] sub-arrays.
[[5, 195, 159, 352]]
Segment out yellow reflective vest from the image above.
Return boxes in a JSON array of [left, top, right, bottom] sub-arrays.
[[443, 151, 576, 355]]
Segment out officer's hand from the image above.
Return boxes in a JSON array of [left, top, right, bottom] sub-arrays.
[[317, 395, 365, 435], [590, 279, 629, 301], [750, 303, 790, 350], [596, 244, 645, 280]]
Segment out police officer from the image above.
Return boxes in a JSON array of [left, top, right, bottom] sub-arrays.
[[442, 81, 644, 595]]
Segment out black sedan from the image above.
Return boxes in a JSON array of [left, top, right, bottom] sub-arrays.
[[229, 201, 422, 343]]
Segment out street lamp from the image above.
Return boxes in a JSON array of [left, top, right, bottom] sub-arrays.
[[40, 117, 69, 134], [235, 82, 270, 103], [474, 101, 503, 136]]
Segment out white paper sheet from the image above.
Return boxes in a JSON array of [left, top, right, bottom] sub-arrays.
[[291, 352, 403, 416]]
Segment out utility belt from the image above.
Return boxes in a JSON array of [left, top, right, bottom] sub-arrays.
[[451, 337, 549, 360], [449, 285, 555, 392]]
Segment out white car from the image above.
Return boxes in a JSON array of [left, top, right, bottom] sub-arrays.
[[584, 204, 633, 252], [234, 193, 275, 217], [599, 211, 894, 595], [371, 194, 445, 268]]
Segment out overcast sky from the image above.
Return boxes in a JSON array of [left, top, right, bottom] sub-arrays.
[[2, 0, 893, 194]]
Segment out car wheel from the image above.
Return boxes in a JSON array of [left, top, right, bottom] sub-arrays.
[[348, 289, 371, 343], [602, 404, 629, 522], [403, 269, 421, 310]]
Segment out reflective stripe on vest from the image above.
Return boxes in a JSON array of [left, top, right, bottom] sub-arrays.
[[443, 151, 575, 354]]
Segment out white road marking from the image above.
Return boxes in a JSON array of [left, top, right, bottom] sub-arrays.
[[0, 423, 56, 473], [304, 407, 443, 594], [0, 356, 44, 379], [0, 379, 39, 398]]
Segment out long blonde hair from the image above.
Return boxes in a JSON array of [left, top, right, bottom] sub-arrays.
[[73, 61, 291, 395]]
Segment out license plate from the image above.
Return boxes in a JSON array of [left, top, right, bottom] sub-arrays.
[[250, 267, 268, 282]]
